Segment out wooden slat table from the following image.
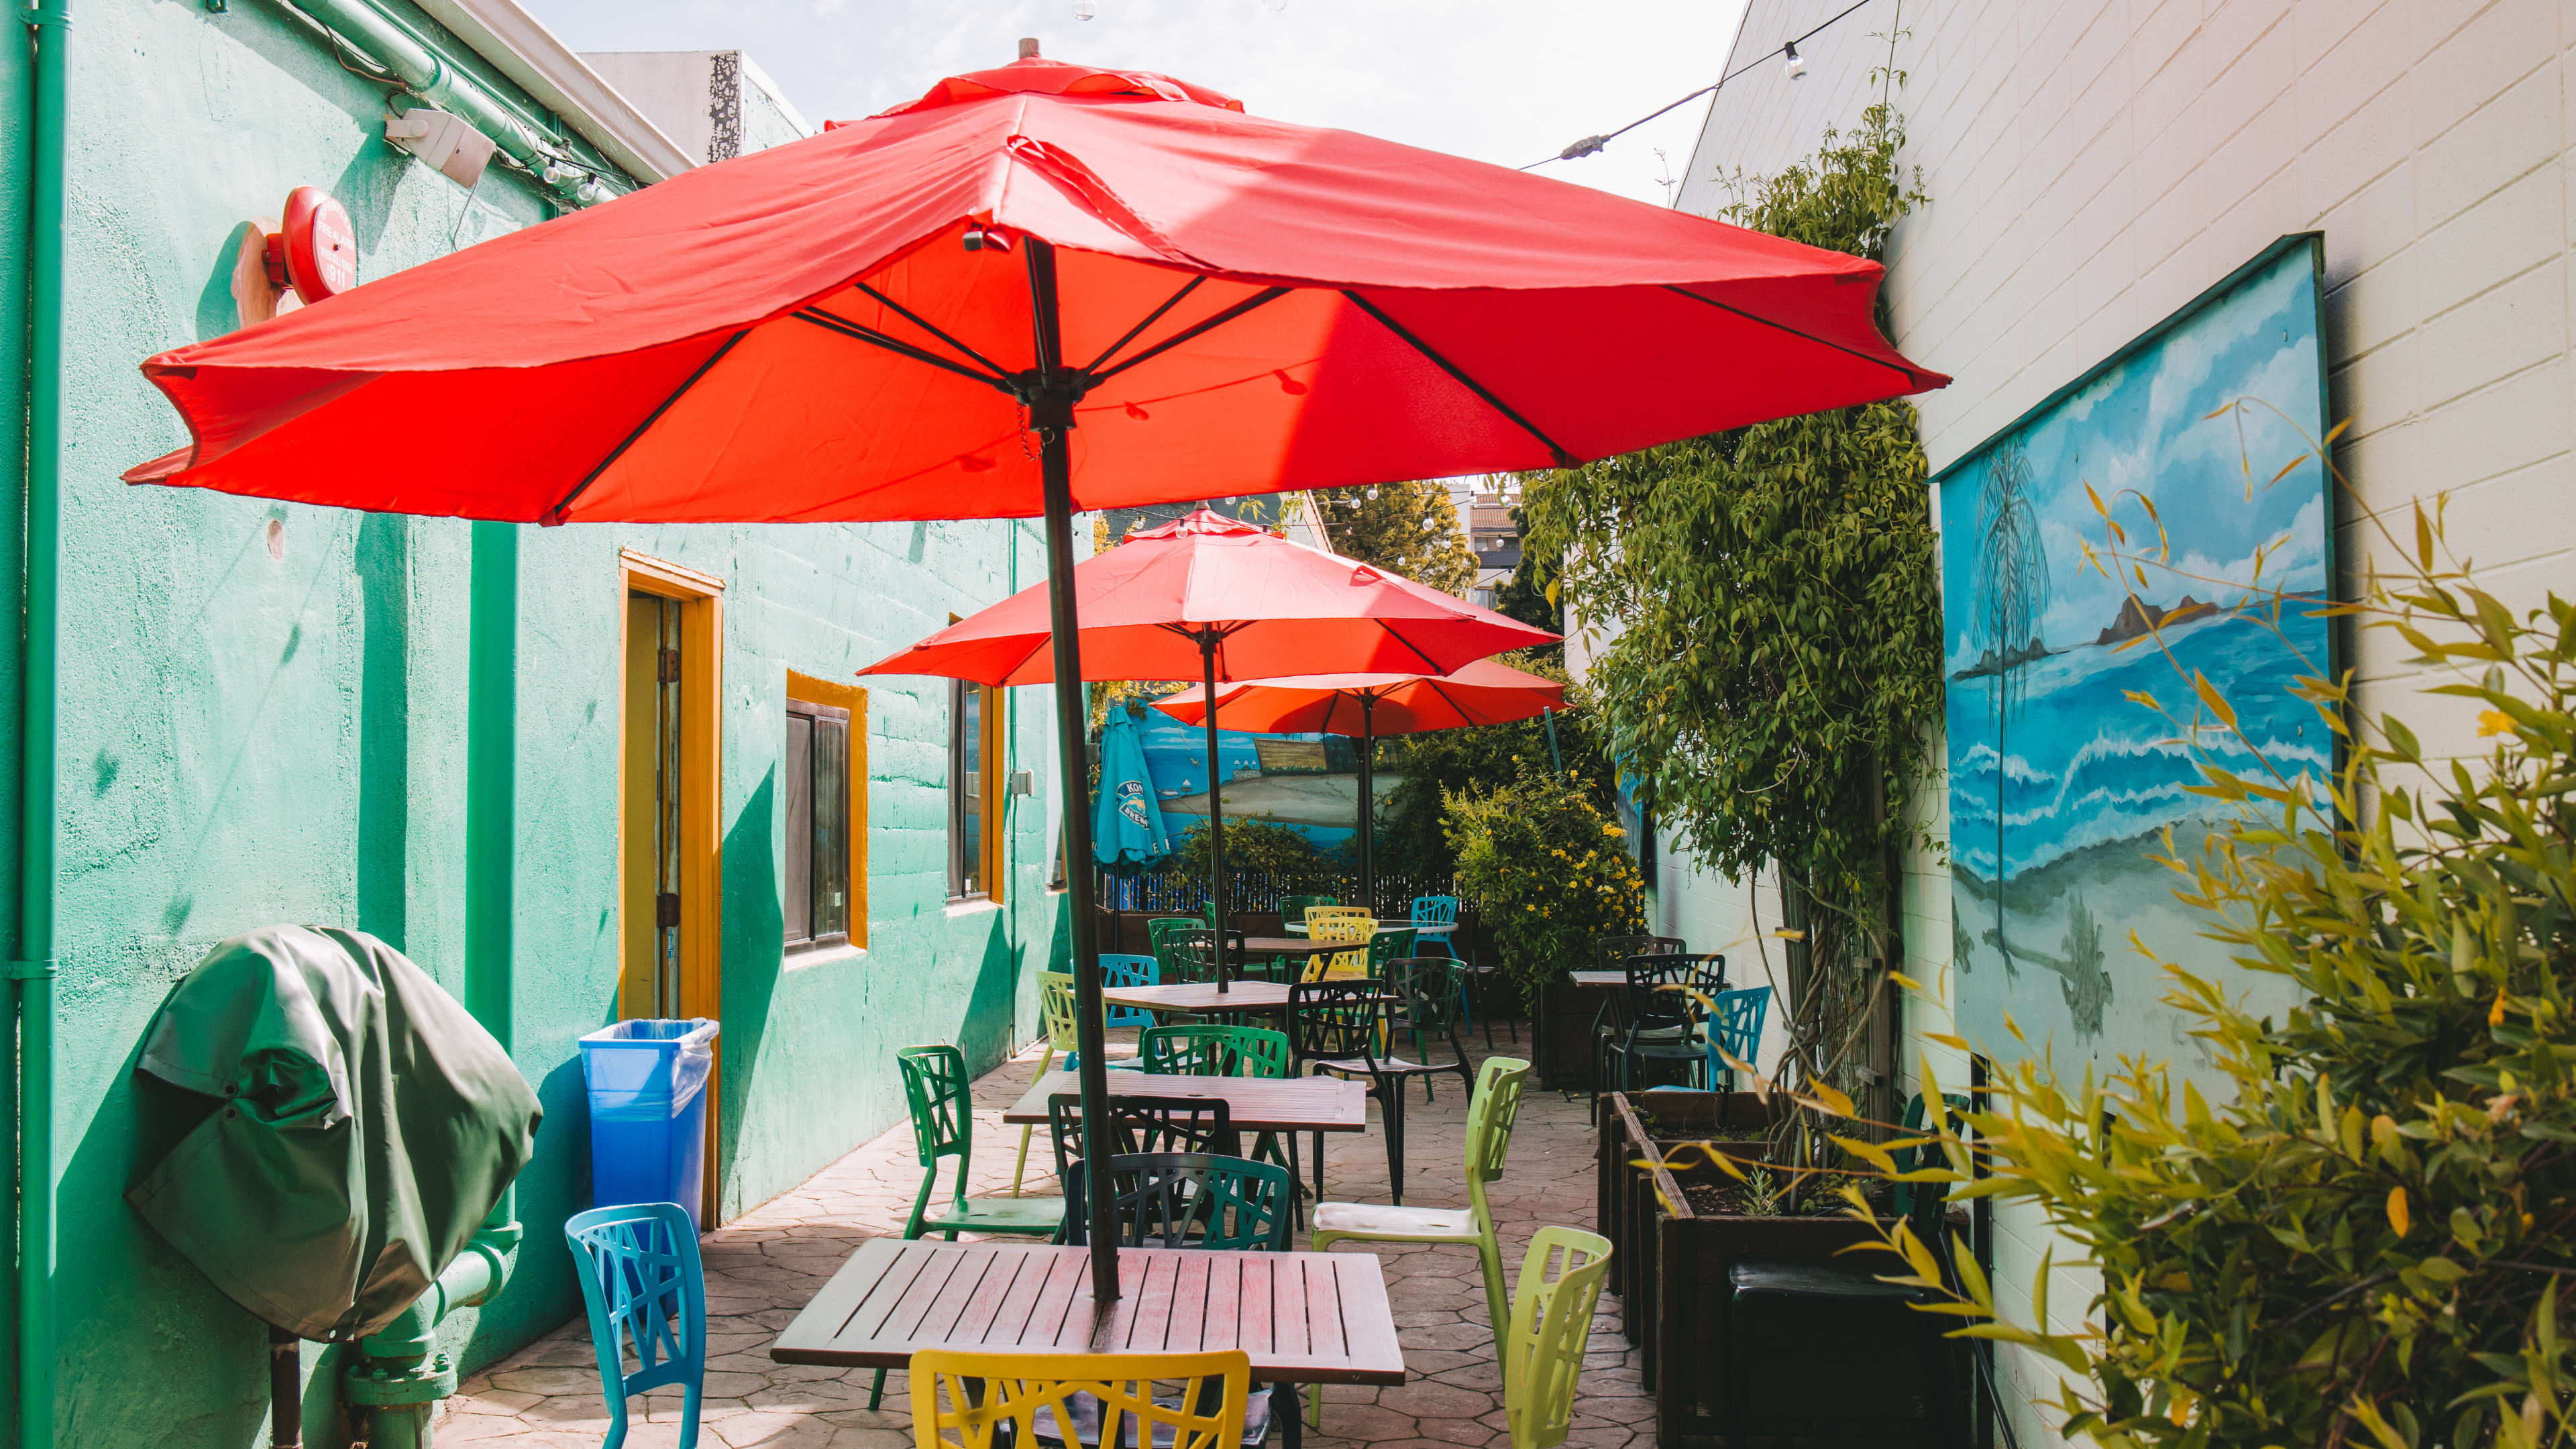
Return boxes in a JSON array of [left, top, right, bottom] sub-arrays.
[[1003, 1071, 1368, 1134], [1283, 920, 1456, 935], [1237, 935, 1366, 958], [772, 1239, 1407, 1387], [1568, 969, 1627, 987]]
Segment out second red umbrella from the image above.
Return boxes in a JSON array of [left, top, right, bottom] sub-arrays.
[[861, 508, 1554, 984]]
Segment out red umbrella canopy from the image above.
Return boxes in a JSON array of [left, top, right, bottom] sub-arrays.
[[123, 54, 1945, 523], [1154, 657, 1564, 735], [857, 509, 1552, 686]]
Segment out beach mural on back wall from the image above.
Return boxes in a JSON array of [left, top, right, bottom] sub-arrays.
[[1938, 234, 2334, 1072]]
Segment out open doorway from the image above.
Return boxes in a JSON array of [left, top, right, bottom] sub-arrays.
[[619, 549, 725, 1224]]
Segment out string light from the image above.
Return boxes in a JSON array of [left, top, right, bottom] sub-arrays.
[[1522, 0, 1876, 171]]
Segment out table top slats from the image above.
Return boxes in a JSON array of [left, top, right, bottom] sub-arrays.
[[1236, 1254, 1275, 1359], [771, 1240, 1405, 1385], [1099, 981, 1295, 1014], [1236, 936, 1365, 957], [1334, 1255, 1405, 1380], [1002, 1071, 1368, 1132]]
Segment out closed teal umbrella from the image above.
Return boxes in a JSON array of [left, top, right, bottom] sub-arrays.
[[1093, 706, 1172, 866]]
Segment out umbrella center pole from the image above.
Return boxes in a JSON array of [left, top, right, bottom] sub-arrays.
[[1196, 631, 1229, 993], [1357, 695, 1377, 916], [1024, 237, 1122, 1302]]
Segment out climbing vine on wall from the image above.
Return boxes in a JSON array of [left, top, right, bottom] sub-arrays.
[[1521, 102, 1942, 1093]]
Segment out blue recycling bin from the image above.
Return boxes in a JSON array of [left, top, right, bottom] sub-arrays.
[[579, 1018, 720, 1230]]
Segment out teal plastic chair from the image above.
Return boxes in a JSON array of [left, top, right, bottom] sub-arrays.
[[565, 1201, 706, 1449], [1701, 986, 1770, 1091], [1099, 953, 1159, 1029]]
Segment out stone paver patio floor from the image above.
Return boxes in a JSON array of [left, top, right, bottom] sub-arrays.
[[441, 1029, 1647, 1448]]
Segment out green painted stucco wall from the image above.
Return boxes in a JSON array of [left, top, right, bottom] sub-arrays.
[[7, 4, 1063, 1444]]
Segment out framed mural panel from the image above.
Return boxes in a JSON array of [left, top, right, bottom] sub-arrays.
[[1936, 233, 2334, 1069]]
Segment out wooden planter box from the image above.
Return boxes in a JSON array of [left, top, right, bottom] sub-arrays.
[[1599, 1093, 1927, 1448]]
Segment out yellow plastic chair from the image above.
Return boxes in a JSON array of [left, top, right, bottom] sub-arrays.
[[1502, 1227, 1615, 1449], [1012, 971, 1142, 1197], [1309, 1057, 1530, 1422], [908, 1348, 1250, 1449], [1301, 907, 1375, 981]]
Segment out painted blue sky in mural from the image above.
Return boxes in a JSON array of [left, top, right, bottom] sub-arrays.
[[1132, 707, 1361, 849]]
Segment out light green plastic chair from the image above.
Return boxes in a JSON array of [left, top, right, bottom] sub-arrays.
[[1311, 1056, 1530, 1344], [1502, 1226, 1615, 1449]]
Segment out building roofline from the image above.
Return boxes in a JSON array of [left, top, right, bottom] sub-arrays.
[[414, 0, 698, 182]]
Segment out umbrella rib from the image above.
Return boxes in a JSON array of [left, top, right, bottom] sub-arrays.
[[1660, 284, 1924, 384], [1080, 275, 1207, 376], [1088, 288, 1293, 384], [847, 281, 1015, 379], [541, 328, 748, 525], [1422, 677, 1477, 724], [1339, 291, 1575, 467], [792, 309, 1015, 393]]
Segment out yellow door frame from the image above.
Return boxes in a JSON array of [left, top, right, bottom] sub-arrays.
[[618, 547, 726, 1224]]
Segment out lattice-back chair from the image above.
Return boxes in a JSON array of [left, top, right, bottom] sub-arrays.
[[1593, 934, 1684, 968], [1161, 928, 1241, 985], [1277, 893, 1338, 922], [1139, 1024, 1292, 1079], [1099, 952, 1160, 1030], [1302, 908, 1375, 981], [1311, 1055, 1532, 1402], [1046, 1092, 1240, 1182], [1010, 972, 1093, 1197], [1591, 954, 1718, 1124], [908, 1348, 1250, 1449], [1502, 1227, 1615, 1449], [1146, 915, 1203, 980], [1365, 927, 1417, 978], [1701, 985, 1770, 1092], [1285, 979, 1395, 1203], [1063, 1151, 1295, 1252], [874, 1045, 1065, 1407], [565, 1202, 706, 1449], [1384, 955, 1477, 1107]]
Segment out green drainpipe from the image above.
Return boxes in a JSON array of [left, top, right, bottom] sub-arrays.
[[343, 519, 524, 1448], [15, 1, 67, 1446]]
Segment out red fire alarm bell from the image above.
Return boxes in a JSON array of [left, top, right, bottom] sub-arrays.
[[262, 186, 358, 305]]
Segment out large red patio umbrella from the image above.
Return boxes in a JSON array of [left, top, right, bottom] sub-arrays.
[[1154, 658, 1565, 906], [860, 508, 1552, 981], [121, 50, 1946, 1297]]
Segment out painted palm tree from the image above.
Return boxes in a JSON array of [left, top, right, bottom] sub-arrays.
[[1970, 434, 2051, 963]]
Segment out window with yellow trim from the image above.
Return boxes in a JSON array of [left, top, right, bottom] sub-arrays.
[[948, 678, 1004, 902], [786, 672, 866, 951]]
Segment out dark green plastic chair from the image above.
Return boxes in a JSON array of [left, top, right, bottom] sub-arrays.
[[871, 1043, 1065, 1408], [1138, 1024, 1291, 1079]]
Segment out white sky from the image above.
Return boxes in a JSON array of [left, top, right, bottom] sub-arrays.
[[521, 0, 1750, 208]]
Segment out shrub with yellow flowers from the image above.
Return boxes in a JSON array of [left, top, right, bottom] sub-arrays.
[[1446, 769, 1646, 1005]]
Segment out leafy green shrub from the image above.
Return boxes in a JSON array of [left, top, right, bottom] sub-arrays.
[[1862, 506, 2576, 1448], [1448, 770, 1646, 1002], [1169, 818, 1341, 900]]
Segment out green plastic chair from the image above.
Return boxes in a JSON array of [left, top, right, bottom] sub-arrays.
[[1366, 927, 1417, 977], [1146, 916, 1201, 979], [1502, 1226, 1615, 1449], [877, 1044, 1067, 1409], [565, 1202, 705, 1449], [1138, 1024, 1291, 1079]]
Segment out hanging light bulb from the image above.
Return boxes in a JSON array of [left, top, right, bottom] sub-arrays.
[[1783, 41, 1806, 80], [1073, 0, 1096, 17]]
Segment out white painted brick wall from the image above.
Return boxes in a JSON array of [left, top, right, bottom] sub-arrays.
[[1625, 1, 2576, 1443]]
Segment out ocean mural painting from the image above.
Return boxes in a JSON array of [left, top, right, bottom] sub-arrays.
[[1938, 235, 2332, 1069]]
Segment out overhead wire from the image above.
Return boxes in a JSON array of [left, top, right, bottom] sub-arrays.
[[1520, 0, 1879, 171]]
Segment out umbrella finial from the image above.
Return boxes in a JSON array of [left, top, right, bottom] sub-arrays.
[[1018, 37, 1040, 59]]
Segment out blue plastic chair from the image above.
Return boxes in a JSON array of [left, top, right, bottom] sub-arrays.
[[565, 1201, 705, 1449], [1411, 896, 1481, 1036], [1702, 985, 1771, 1091], [1101, 953, 1159, 1029]]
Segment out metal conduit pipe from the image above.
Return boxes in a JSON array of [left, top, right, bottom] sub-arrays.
[[15, 1, 68, 1446], [277, 0, 613, 207]]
